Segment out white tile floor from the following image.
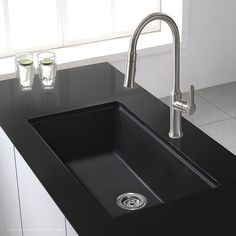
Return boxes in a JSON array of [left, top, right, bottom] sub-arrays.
[[160, 81, 236, 155]]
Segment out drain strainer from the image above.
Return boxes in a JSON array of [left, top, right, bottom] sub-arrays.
[[116, 193, 147, 211]]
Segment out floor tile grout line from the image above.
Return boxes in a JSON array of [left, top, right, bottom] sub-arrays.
[[160, 92, 230, 120], [161, 91, 231, 118], [160, 91, 236, 127], [197, 117, 233, 128], [195, 91, 233, 118]]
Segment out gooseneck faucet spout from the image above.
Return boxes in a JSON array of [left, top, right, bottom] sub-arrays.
[[124, 13, 196, 139]]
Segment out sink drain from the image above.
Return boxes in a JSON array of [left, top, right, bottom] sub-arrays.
[[116, 193, 147, 211]]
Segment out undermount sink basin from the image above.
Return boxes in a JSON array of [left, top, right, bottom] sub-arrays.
[[29, 102, 218, 216]]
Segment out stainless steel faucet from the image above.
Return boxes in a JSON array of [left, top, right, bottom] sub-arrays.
[[124, 13, 196, 139]]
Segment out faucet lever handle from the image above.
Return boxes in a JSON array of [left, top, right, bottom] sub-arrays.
[[187, 85, 196, 115]]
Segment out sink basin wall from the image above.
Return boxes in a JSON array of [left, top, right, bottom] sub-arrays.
[[30, 102, 218, 216], [115, 107, 217, 201]]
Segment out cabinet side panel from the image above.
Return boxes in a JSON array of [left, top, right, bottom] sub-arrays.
[[66, 220, 79, 236], [0, 127, 22, 236], [15, 148, 66, 236]]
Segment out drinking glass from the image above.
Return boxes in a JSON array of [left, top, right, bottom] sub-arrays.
[[37, 51, 57, 90], [15, 53, 34, 91]]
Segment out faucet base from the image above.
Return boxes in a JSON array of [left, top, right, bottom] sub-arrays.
[[169, 131, 183, 139], [169, 108, 183, 139]]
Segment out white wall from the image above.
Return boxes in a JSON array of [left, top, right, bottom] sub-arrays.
[[111, 0, 236, 98]]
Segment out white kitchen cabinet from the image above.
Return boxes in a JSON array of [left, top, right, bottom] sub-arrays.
[[0, 127, 22, 236], [14, 148, 66, 236], [66, 220, 79, 236], [0, 127, 79, 236]]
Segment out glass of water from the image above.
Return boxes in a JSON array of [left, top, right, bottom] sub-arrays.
[[15, 53, 34, 91], [37, 51, 57, 90]]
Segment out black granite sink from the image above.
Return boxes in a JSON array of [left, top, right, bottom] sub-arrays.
[[29, 102, 218, 216]]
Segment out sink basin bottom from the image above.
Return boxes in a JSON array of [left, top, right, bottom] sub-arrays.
[[67, 152, 162, 216]]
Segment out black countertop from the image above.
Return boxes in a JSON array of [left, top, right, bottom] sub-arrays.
[[0, 63, 236, 235]]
